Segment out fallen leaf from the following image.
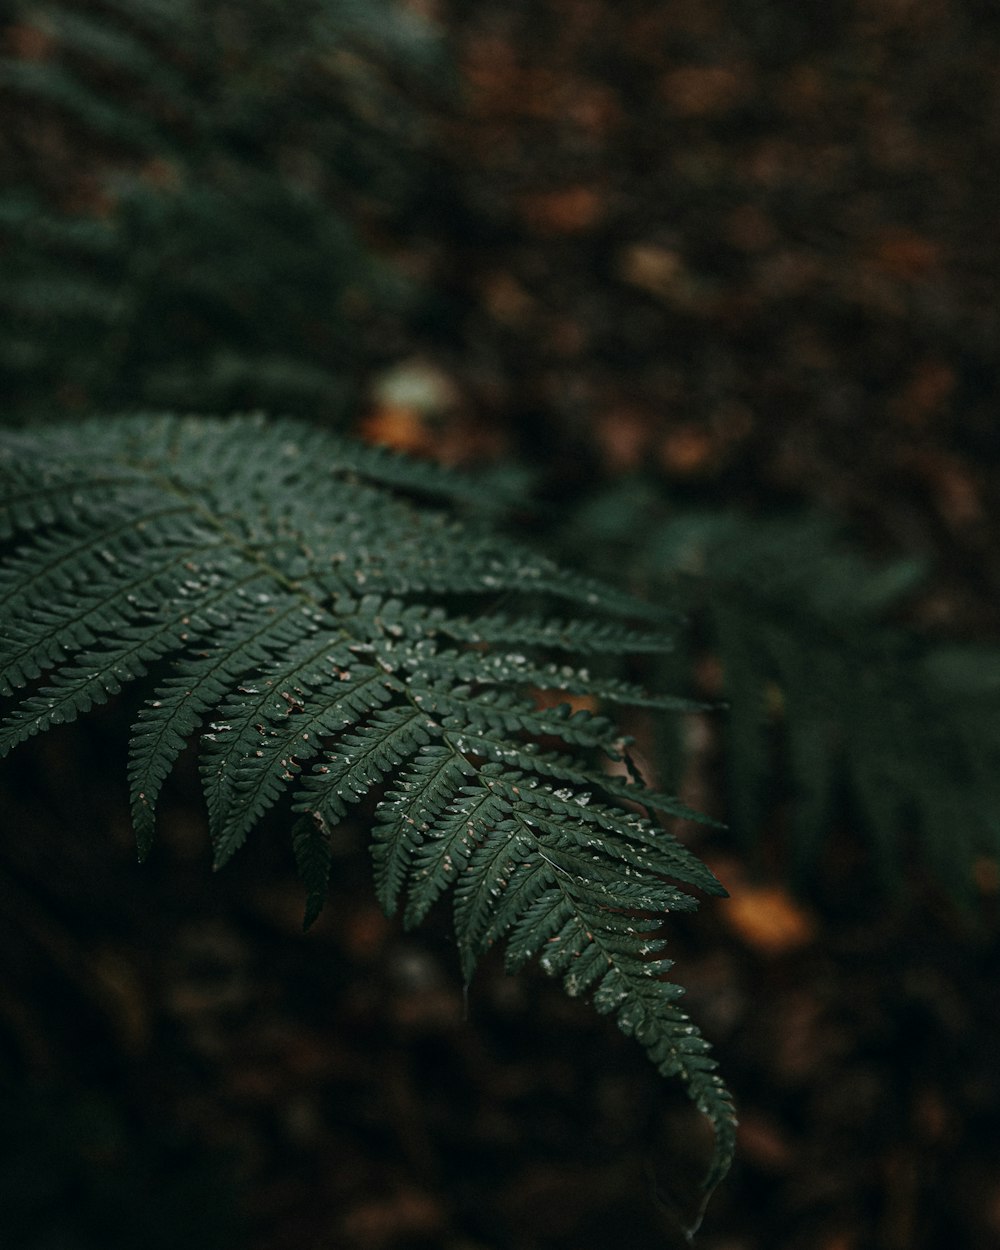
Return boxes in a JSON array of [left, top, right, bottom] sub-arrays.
[[660, 65, 748, 117], [973, 856, 999, 896], [358, 405, 433, 456], [618, 243, 683, 297], [518, 185, 606, 235], [7, 22, 56, 61], [873, 227, 941, 278], [737, 1112, 795, 1172], [483, 272, 537, 325], [660, 424, 716, 475], [891, 360, 955, 427], [721, 881, 817, 955], [340, 1187, 444, 1248], [594, 405, 653, 472]]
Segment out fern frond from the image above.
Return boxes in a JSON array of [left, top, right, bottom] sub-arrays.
[[435, 611, 676, 654], [297, 704, 438, 824], [372, 742, 477, 915], [323, 435, 527, 514], [401, 770, 514, 927], [438, 729, 713, 829], [292, 815, 335, 932], [566, 485, 1000, 900], [443, 771, 735, 1194], [2, 0, 438, 424], [408, 646, 702, 712], [0, 415, 733, 1189], [203, 639, 393, 867]]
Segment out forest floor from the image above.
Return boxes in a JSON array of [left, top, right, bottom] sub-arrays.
[[3, 2, 1000, 1249]]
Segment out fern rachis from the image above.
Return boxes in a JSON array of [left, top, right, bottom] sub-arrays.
[[0, 414, 735, 1196]]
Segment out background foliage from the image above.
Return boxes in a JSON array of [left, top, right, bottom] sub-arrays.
[[1, 0, 441, 422]]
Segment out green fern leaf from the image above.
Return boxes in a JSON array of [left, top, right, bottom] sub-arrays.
[[401, 771, 513, 928], [371, 743, 476, 915], [0, 414, 734, 1191], [292, 815, 334, 932], [436, 611, 676, 654], [129, 601, 316, 858], [204, 639, 391, 866]]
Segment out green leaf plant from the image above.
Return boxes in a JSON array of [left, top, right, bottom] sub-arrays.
[[566, 482, 1000, 904], [0, 414, 735, 1206]]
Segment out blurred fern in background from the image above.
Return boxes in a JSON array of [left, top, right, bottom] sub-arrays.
[[0, 0, 444, 423], [565, 484, 1000, 903]]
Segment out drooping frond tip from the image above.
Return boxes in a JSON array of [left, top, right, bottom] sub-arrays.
[[0, 413, 735, 1190]]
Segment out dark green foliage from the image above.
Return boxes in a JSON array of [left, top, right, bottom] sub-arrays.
[[569, 484, 1000, 899], [0, 0, 443, 422], [0, 414, 735, 1191]]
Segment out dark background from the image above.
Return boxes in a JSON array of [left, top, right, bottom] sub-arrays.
[[2, 2, 1000, 1247]]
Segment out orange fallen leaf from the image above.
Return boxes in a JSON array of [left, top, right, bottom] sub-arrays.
[[518, 185, 606, 235], [141, 156, 183, 191], [482, 272, 536, 326], [341, 1187, 445, 1246], [721, 880, 816, 955], [594, 405, 652, 472], [725, 203, 778, 253], [92, 947, 150, 1054], [342, 903, 392, 960], [873, 227, 941, 278], [817, 1236, 857, 1250], [7, 22, 56, 61], [891, 360, 955, 427], [896, 448, 983, 530], [660, 65, 747, 116], [618, 243, 683, 297], [737, 1112, 795, 1172], [974, 857, 999, 896], [358, 405, 434, 456], [660, 424, 716, 475]]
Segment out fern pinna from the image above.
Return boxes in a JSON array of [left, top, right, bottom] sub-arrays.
[[0, 414, 734, 1192]]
